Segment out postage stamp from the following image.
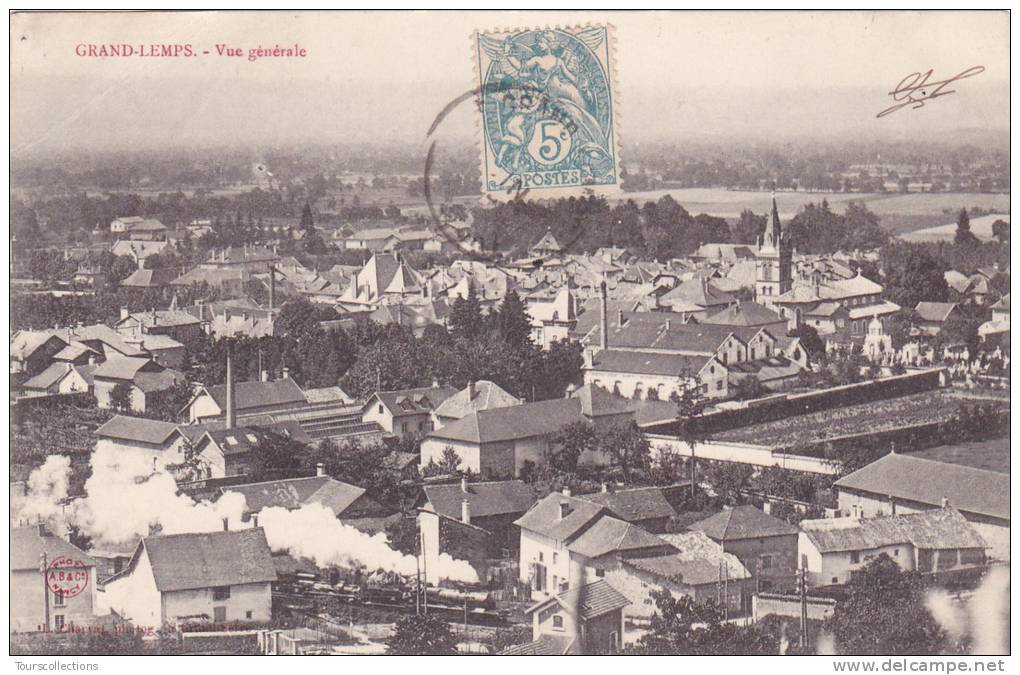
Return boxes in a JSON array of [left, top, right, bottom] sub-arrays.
[[474, 25, 621, 200], [47, 556, 90, 599]]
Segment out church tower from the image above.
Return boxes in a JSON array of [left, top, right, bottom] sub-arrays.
[[755, 192, 792, 309]]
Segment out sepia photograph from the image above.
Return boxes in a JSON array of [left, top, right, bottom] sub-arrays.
[[7, 9, 1011, 663]]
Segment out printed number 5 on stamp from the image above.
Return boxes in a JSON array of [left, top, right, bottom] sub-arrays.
[[474, 25, 621, 201]]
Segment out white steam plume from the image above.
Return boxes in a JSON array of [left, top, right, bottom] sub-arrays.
[[12, 455, 72, 531]]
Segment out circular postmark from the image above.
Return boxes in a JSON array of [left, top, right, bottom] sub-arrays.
[[47, 556, 89, 599]]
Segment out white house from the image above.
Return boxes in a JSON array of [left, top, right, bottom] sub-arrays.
[[103, 528, 276, 629], [94, 415, 189, 475]]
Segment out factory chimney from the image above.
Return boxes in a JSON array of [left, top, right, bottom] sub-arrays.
[[268, 264, 276, 310], [599, 277, 608, 352], [225, 345, 236, 430]]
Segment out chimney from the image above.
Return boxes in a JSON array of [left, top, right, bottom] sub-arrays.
[[617, 308, 624, 327], [88, 354, 96, 366], [261, 369, 269, 382], [941, 496, 950, 509], [461, 499, 471, 525], [601, 483, 609, 494], [559, 500, 571, 520], [222, 517, 229, 531], [252, 514, 259, 528], [268, 265, 276, 310], [147, 523, 163, 537], [37, 523, 48, 538], [316, 463, 325, 477], [225, 346, 236, 430], [561, 486, 571, 497], [282, 367, 290, 379], [120, 306, 129, 320], [888, 495, 897, 516], [583, 347, 593, 369], [599, 279, 608, 351], [665, 318, 671, 331], [467, 380, 475, 401], [762, 501, 772, 515], [461, 476, 468, 493]]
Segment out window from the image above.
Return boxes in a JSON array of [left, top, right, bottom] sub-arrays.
[[610, 630, 620, 653], [595, 568, 605, 578], [832, 577, 839, 584], [378, 404, 384, 414], [760, 555, 773, 570], [850, 551, 860, 564], [214, 606, 227, 623], [54, 615, 65, 631], [552, 552, 558, 564], [716, 380, 723, 391], [538, 552, 543, 563], [53, 590, 65, 607], [552, 615, 564, 630], [212, 585, 231, 600], [894, 549, 899, 557], [246, 610, 253, 619]]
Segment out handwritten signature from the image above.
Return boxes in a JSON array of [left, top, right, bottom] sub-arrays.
[[876, 66, 985, 119]]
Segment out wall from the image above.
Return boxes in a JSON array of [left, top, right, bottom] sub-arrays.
[[534, 600, 578, 644], [752, 592, 836, 622], [420, 438, 480, 473], [10, 566, 98, 633], [584, 369, 689, 402], [583, 609, 625, 654], [723, 533, 800, 593], [94, 379, 145, 413], [799, 532, 914, 586], [519, 530, 574, 598], [647, 435, 837, 475], [188, 393, 222, 423], [162, 582, 272, 625], [103, 547, 162, 629], [95, 438, 187, 474]]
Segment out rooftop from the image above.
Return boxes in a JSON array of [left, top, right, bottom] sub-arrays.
[[95, 415, 181, 446], [422, 480, 539, 520], [222, 476, 367, 516], [427, 398, 584, 444], [11, 526, 98, 571], [579, 486, 677, 524], [800, 508, 987, 554], [132, 528, 277, 592], [568, 515, 674, 558], [432, 380, 521, 420], [202, 378, 307, 413], [686, 504, 798, 541]]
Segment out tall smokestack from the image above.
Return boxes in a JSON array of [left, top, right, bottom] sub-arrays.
[[268, 264, 276, 310], [599, 278, 608, 352], [461, 499, 471, 525], [225, 345, 236, 430]]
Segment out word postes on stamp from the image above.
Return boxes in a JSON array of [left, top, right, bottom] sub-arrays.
[[47, 556, 90, 599], [474, 26, 620, 200]]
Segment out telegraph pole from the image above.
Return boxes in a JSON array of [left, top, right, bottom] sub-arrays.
[[798, 562, 809, 650], [39, 552, 49, 632]]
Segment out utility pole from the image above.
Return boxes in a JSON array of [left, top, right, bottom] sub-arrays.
[[39, 552, 49, 632], [798, 561, 809, 651], [420, 530, 429, 616]]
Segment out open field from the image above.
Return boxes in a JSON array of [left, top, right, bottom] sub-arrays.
[[907, 436, 1010, 474], [713, 389, 1008, 446], [900, 213, 1010, 243]]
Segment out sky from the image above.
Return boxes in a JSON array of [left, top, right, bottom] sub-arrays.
[[10, 10, 1010, 155]]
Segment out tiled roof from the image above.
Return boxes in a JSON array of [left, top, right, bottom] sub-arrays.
[[990, 293, 1010, 311], [800, 508, 987, 554], [531, 230, 562, 253], [134, 368, 186, 393], [203, 378, 306, 412], [138, 528, 277, 592], [659, 278, 734, 308], [427, 398, 583, 444], [687, 504, 798, 541], [657, 531, 751, 583], [22, 362, 75, 391], [433, 380, 522, 420], [222, 476, 366, 516], [53, 342, 101, 362], [915, 302, 959, 323], [703, 301, 783, 327], [93, 356, 160, 381], [828, 273, 884, 297], [590, 349, 711, 377], [833, 453, 1009, 521], [11, 526, 97, 571], [11, 331, 67, 361], [371, 386, 458, 415], [515, 493, 606, 541], [554, 580, 631, 620], [847, 301, 901, 320], [95, 415, 181, 446], [500, 634, 577, 655], [579, 487, 677, 523], [570, 383, 637, 418], [567, 516, 673, 558], [122, 310, 201, 329], [423, 480, 538, 520]]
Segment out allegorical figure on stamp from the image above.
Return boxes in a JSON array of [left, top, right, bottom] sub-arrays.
[[477, 26, 619, 195]]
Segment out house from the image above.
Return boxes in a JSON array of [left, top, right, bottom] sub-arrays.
[[701, 300, 787, 331], [418, 477, 538, 556], [200, 246, 280, 272], [832, 452, 1010, 561], [111, 216, 145, 233], [361, 385, 457, 441], [338, 252, 425, 307], [111, 239, 168, 267], [10, 331, 68, 375], [798, 508, 987, 587], [11, 525, 99, 632], [686, 504, 800, 592], [170, 267, 249, 295], [979, 293, 1010, 342], [431, 380, 521, 429], [420, 398, 585, 478], [531, 229, 563, 258], [577, 486, 678, 534], [503, 580, 630, 655], [527, 284, 579, 349], [193, 421, 310, 478], [186, 377, 308, 423], [570, 383, 638, 433], [92, 357, 185, 413], [658, 277, 734, 316], [94, 415, 189, 474], [221, 468, 394, 531], [119, 268, 180, 290], [103, 528, 277, 629], [115, 308, 204, 345], [123, 218, 168, 241], [914, 302, 960, 337], [20, 362, 96, 397]]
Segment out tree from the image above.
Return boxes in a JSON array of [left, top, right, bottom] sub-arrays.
[[787, 324, 825, 359], [730, 375, 767, 401], [549, 421, 597, 472], [109, 382, 134, 413], [730, 209, 766, 245], [954, 208, 978, 246], [702, 460, 753, 504], [600, 421, 651, 482], [880, 242, 950, 309], [142, 379, 193, 422], [824, 554, 946, 655], [247, 430, 307, 482], [300, 203, 315, 233], [674, 376, 707, 499], [494, 289, 533, 350], [991, 219, 1009, 243], [448, 287, 485, 340], [388, 613, 458, 655], [384, 516, 420, 557], [629, 590, 778, 655]]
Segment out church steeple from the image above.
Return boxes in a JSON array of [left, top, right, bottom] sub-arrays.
[[761, 190, 782, 251]]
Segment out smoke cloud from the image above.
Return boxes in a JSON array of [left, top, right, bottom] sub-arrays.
[[15, 451, 477, 584]]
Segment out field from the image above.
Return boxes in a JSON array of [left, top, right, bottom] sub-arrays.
[[713, 390, 1007, 447], [908, 437, 1010, 474], [609, 188, 1010, 234], [900, 213, 1010, 243]]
